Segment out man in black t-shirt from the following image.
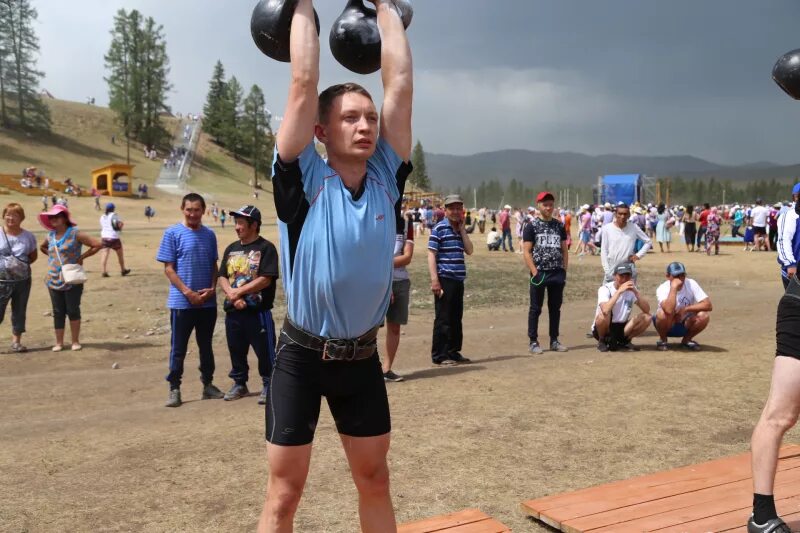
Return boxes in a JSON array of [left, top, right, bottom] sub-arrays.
[[523, 191, 569, 354], [218, 205, 279, 404]]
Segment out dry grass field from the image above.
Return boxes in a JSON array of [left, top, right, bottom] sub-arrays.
[[0, 101, 795, 532]]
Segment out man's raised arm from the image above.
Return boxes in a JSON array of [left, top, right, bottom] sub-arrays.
[[275, 0, 319, 163], [375, 0, 413, 161]]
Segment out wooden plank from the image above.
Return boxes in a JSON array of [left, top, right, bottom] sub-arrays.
[[398, 509, 509, 533], [565, 464, 800, 532], [586, 468, 800, 533], [550, 456, 800, 526], [523, 445, 800, 517], [650, 492, 800, 532], [521, 445, 800, 533]]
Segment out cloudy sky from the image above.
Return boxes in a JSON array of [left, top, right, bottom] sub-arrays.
[[33, 0, 800, 165]]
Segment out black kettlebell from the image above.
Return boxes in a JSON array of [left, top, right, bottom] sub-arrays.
[[251, 0, 321, 62], [773, 48, 800, 100], [329, 0, 413, 75]]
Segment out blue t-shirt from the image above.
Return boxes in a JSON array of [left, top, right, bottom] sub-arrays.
[[156, 223, 218, 309], [274, 138, 401, 338], [429, 219, 467, 281]]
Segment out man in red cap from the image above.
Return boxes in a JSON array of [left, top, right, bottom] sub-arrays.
[[523, 191, 569, 354]]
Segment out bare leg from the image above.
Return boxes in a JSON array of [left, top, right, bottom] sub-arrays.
[[752, 356, 800, 494], [54, 328, 65, 347], [115, 247, 127, 271], [594, 313, 611, 340], [383, 322, 401, 374], [624, 313, 652, 339], [654, 308, 673, 342], [69, 319, 81, 345], [340, 433, 396, 533], [100, 248, 110, 274], [258, 443, 313, 533], [681, 312, 709, 343]]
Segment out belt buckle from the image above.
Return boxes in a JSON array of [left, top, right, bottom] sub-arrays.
[[322, 339, 358, 361]]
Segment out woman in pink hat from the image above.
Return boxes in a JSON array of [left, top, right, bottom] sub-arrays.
[[38, 205, 102, 351]]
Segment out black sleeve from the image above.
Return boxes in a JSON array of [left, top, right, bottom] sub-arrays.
[[272, 155, 308, 225], [393, 162, 413, 235], [258, 239, 280, 279], [523, 222, 535, 243], [559, 223, 567, 242], [273, 155, 310, 277]]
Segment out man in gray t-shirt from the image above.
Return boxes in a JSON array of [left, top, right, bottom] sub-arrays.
[[383, 226, 414, 382]]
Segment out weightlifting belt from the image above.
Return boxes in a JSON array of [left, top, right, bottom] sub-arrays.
[[786, 274, 800, 301], [280, 318, 378, 362]]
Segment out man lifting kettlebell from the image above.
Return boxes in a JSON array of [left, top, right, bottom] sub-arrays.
[[253, 1, 413, 532]]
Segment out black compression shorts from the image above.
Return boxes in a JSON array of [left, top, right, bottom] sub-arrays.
[[777, 282, 800, 359], [265, 338, 391, 446]]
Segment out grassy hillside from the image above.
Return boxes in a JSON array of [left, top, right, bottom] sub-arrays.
[[0, 99, 167, 186], [0, 98, 273, 216]]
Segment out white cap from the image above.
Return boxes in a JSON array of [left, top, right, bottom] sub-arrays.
[[580, 204, 590, 210], [503, 204, 511, 209]]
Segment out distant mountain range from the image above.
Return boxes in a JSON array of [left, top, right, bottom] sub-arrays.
[[425, 149, 800, 188]]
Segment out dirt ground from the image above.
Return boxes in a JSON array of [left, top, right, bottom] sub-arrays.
[[0, 194, 792, 532]]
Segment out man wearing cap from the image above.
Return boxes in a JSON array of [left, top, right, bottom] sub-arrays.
[[429, 194, 473, 365], [599, 202, 651, 283], [499, 204, 513, 252], [217, 206, 279, 404], [523, 191, 569, 354], [653, 262, 712, 351], [99, 202, 130, 278], [592, 263, 651, 352], [776, 182, 800, 290]]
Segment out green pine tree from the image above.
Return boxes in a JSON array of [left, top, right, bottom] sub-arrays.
[[409, 140, 430, 190], [0, 28, 9, 127], [241, 84, 274, 188], [202, 61, 227, 141], [0, 0, 50, 131], [219, 75, 244, 154], [105, 9, 171, 161], [138, 15, 171, 148]]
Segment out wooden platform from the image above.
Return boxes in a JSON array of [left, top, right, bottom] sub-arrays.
[[521, 445, 800, 532], [398, 508, 511, 533]]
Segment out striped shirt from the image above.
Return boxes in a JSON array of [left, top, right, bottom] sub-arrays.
[[429, 219, 466, 281], [156, 223, 218, 309]]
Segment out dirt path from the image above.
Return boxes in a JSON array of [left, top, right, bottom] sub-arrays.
[[0, 217, 792, 532]]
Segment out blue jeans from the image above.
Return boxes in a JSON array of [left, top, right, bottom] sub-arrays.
[[166, 307, 217, 389], [501, 228, 514, 251]]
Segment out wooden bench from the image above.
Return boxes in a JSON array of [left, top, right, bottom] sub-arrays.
[[398, 508, 511, 532], [521, 444, 800, 532]]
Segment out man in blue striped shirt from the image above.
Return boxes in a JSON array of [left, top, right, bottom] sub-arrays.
[[428, 194, 474, 365]]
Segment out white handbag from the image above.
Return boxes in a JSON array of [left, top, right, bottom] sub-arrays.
[[53, 237, 87, 285]]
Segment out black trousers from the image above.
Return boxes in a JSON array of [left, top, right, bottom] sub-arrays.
[[48, 285, 83, 330], [696, 226, 707, 248], [528, 270, 566, 343], [431, 277, 464, 362], [226, 309, 276, 387], [166, 307, 217, 389]]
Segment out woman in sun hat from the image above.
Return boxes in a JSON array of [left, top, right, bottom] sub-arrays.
[[38, 204, 103, 352], [0, 203, 38, 352]]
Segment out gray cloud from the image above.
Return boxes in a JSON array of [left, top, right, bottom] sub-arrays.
[[32, 0, 800, 165]]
